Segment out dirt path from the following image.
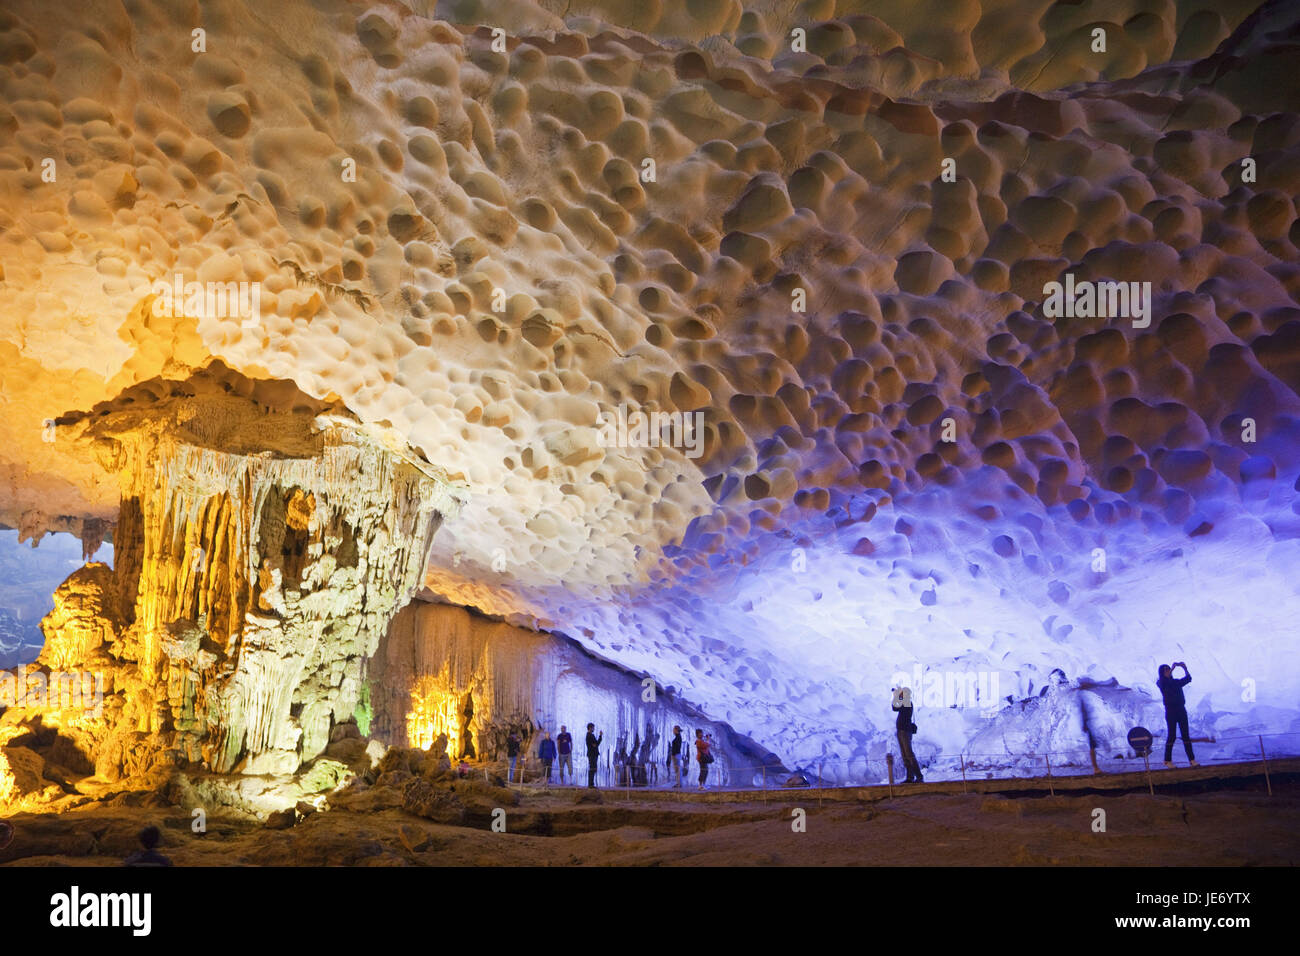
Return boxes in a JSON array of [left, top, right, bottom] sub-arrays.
[[3, 772, 1296, 866]]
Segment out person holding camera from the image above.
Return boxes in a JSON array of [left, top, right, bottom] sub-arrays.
[[892, 686, 923, 783], [694, 728, 714, 790], [1157, 661, 1199, 768]]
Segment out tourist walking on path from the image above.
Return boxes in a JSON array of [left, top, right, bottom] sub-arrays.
[[892, 686, 923, 783], [586, 723, 603, 788], [557, 726, 573, 783], [668, 726, 683, 788], [538, 731, 557, 783], [506, 731, 521, 782], [694, 729, 713, 790]]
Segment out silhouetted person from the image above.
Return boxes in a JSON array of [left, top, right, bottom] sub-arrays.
[[629, 729, 642, 786], [614, 732, 629, 786], [640, 723, 659, 786], [585, 723, 602, 788], [1158, 662, 1198, 768], [506, 730, 521, 782], [668, 725, 683, 788], [892, 686, 923, 783], [538, 731, 556, 783], [694, 729, 713, 790], [556, 725, 573, 784], [123, 825, 172, 867]]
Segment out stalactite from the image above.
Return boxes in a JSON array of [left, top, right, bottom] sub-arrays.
[[0, 364, 464, 783]]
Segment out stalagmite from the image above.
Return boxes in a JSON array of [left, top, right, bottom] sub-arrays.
[[0, 362, 464, 781]]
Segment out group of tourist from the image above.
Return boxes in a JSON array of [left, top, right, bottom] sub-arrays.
[[889, 659, 1201, 784], [508, 723, 717, 790], [498, 661, 1199, 792]]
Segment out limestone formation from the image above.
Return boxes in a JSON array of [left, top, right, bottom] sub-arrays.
[[0, 0, 1297, 783], [0, 362, 464, 783]]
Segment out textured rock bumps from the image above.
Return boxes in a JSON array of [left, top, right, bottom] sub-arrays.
[[0, 0, 1297, 774]]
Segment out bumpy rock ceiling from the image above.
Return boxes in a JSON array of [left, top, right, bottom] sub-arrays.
[[1, 0, 1298, 769]]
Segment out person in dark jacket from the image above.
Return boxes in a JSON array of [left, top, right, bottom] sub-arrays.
[[538, 731, 557, 783], [668, 725, 684, 788], [1158, 662, 1198, 767], [585, 723, 603, 788], [556, 725, 573, 784], [506, 731, 521, 782], [892, 686, 923, 783]]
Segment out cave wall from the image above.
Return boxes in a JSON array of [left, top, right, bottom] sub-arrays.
[[0, 0, 1296, 783]]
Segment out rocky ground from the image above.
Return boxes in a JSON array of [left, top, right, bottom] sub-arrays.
[[2, 768, 1295, 867]]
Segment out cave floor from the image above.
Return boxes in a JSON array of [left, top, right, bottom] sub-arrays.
[[2, 767, 1296, 866]]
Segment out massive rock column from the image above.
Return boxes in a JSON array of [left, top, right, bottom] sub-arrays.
[[1, 363, 464, 782]]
